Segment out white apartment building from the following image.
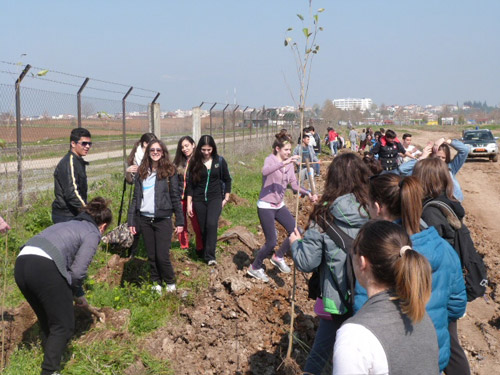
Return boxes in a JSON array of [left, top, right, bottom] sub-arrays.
[[332, 98, 373, 111]]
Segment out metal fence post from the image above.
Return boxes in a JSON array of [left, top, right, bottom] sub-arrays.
[[77, 78, 89, 128], [122, 87, 133, 173], [209, 102, 217, 136], [242, 106, 248, 141], [222, 104, 229, 154], [150, 92, 160, 136], [15, 64, 31, 207], [232, 105, 239, 148], [192, 106, 201, 142], [251, 109, 256, 140]]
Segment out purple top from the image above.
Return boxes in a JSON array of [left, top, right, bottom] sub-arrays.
[[259, 153, 309, 205]]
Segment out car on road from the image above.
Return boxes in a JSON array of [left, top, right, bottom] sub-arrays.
[[462, 129, 498, 162]]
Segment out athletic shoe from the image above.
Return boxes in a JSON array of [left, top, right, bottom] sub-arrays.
[[208, 260, 217, 266], [151, 284, 162, 295], [166, 284, 176, 293], [247, 265, 270, 283], [271, 255, 291, 273]]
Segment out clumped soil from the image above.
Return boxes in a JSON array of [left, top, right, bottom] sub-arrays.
[[3, 145, 500, 374]]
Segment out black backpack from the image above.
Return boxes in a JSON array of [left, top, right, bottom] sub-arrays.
[[307, 216, 356, 312], [423, 200, 488, 301]]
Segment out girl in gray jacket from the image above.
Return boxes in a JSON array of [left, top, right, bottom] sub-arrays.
[[290, 153, 371, 375], [15, 197, 112, 375]]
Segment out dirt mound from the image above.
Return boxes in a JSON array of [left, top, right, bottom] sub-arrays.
[[140, 242, 317, 374]]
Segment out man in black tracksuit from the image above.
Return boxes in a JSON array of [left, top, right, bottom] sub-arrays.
[[52, 128, 92, 223]]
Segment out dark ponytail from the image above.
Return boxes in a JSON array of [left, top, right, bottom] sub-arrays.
[[81, 197, 113, 226]]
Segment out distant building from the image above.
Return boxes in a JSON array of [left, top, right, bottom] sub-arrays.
[[332, 98, 373, 111]]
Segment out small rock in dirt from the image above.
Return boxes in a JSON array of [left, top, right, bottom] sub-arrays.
[[222, 276, 250, 296]]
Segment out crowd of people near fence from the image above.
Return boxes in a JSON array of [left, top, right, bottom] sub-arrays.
[[4, 122, 487, 375]]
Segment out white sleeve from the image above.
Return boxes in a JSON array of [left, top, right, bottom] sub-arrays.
[[333, 323, 388, 375]]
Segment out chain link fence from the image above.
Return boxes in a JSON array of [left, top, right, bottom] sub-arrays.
[[0, 62, 304, 213]]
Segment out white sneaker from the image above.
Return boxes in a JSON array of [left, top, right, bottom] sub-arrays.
[[271, 255, 291, 273], [208, 260, 217, 266], [247, 265, 270, 283], [166, 284, 176, 293], [151, 284, 162, 295]]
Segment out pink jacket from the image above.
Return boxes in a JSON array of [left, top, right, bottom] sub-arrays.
[[259, 153, 309, 205]]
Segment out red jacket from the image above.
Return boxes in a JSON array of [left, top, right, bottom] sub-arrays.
[[328, 130, 338, 142]]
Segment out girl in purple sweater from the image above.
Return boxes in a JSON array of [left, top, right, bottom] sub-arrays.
[[247, 130, 317, 282]]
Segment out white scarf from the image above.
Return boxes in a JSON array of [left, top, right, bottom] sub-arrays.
[[134, 145, 145, 166]]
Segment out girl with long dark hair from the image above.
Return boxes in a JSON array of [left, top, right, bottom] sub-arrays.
[[15, 197, 112, 375], [289, 153, 371, 375], [124, 132, 157, 257], [333, 221, 439, 374], [357, 173, 466, 372], [128, 139, 184, 293], [247, 130, 317, 282], [186, 135, 231, 265], [173, 136, 203, 252]]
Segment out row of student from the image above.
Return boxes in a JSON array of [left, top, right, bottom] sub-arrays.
[[125, 134, 231, 294], [14, 130, 231, 374], [246, 131, 473, 374], [288, 154, 470, 374]]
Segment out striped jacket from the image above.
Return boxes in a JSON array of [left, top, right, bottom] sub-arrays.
[[52, 151, 88, 217]]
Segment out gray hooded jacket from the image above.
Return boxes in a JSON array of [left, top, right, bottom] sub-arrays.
[[291, 193, 368, 315]]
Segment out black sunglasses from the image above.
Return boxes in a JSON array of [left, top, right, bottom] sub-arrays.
[[77, 141, 92, 147]]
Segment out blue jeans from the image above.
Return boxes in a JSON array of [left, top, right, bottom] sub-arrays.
[[304, 315, 348, 375], [313, 162, 320, 176], [330, 141, 338, 155]]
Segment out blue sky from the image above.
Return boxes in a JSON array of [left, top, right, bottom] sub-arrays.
[[1, 0, 499, 110]]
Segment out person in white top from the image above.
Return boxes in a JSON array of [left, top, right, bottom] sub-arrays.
[[333, 221, 439, 375], [401, 133, 422, 163]]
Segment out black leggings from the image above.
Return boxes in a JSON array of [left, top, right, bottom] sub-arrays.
[[14, 255, 74, 375], [193, 199, 222, 262]]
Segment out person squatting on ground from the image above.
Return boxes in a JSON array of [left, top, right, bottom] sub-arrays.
[[355, 173, 467, 372], [293, 132, 320, 184], [333, 221, 439, 375], [247, 130, 317, 283], [289, 153, 371, 375], [15, 197, 112, 375], [369, 129, 415, 173], [125, 132, 157, 257], [52, 128, 92, 224], [186, 135, 231, 266], [173, 136, 203, 252], [128, 139, 184, 294], [413, 157, 472, 375]]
